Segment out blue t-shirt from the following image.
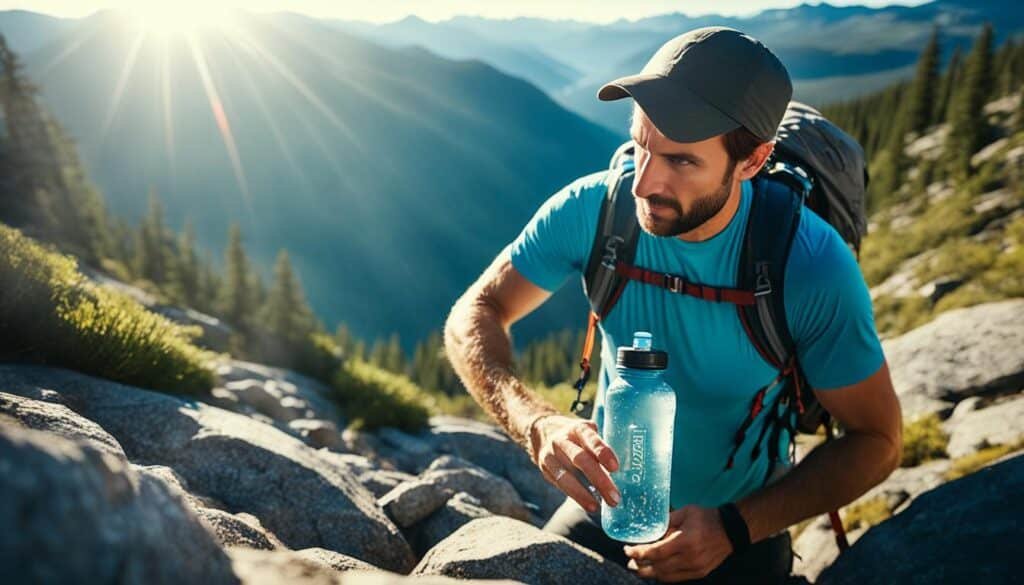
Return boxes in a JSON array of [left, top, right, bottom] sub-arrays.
[[509, 167, 884, 510]]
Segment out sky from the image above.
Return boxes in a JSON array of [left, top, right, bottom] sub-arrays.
[[0, 0, 931, 24]]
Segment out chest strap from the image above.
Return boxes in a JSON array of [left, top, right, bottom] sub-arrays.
[[614, 262, 758, 306]]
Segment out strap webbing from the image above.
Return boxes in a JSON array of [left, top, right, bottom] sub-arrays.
[[614, 262, 758, 306]]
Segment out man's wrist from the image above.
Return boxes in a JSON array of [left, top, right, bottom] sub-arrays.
[[717, 502, 751, 554], [522, 410, 558, 460]]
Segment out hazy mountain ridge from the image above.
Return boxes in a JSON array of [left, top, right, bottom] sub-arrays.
[[3, 9, 616, 350]]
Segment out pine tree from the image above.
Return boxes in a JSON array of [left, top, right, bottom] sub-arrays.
[[260, 249, 314, 342], [906, 26, 941, 135], [219, 223, 254, 330], [934, 46, 962, 124], [335, 322, 356, 359], [176, 221, 200, 307], [369, 337, 388, 369], [947, 23, 995, 179], [134, 191, 169, 285], [383, 332, 406, 374]]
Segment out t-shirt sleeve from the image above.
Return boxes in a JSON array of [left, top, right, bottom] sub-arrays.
[[784, 217, 885, 390], [508, 174, 600, 293]]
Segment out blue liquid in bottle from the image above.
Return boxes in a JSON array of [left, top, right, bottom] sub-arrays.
[[601, 331, 676, 543]]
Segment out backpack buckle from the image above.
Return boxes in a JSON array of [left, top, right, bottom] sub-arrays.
[[755, 262, 772, 297], [601, 235, 624, 269], [665, 273, 682, 293]]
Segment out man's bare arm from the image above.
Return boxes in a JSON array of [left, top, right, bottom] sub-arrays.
[[443, 244, 560, 451], [737, 360, 903, 542], [444, 245, 622, 512]]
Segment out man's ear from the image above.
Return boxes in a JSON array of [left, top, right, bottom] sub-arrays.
[[736, 141, 775, 181]]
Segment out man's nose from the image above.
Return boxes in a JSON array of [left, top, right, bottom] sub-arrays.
[[632, 154, 665, 200]]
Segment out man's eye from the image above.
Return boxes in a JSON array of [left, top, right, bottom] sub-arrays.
[[667, 156, 691, 166]]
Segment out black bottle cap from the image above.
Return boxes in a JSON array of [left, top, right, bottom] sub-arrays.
[[617, 347, 668, 369]]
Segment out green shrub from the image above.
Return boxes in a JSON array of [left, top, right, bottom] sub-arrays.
[[914, 239, 998, 284], [0, 224, 216, 395], [331, 358, 431, 431], [901, 413, 949, 467], [873, 294, 933, 337], [842, 496, 893, 531], [945, 437, 1024, 480]]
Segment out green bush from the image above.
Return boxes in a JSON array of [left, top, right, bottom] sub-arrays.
[[945, 437, 1024, 480], [901, 413, 949, 467], [873, 294, 933, 337], [914, 238, 998, 284], [842, 495, 893, 531], [0, 224, 216, 395], [331, 358, 431, 431]]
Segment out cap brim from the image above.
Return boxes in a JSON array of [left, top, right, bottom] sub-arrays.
[[597, 74, 741, 143]]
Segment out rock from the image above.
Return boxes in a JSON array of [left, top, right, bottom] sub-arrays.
[[289, 419, 343, 450], [904, 124, 948, 160], [375, 427, 439, 473], [0, 364, 415, 573], [413, 516, 642, 584], [869, 250, 934, 301], [424, 417, 564, 522], [342, 572, 523, 585], [817, 455, 1024, 584], [215, 359, 344, 427], [297, 548, 378, 572], [152, 305, 234, 352], [379, 458, 530, 527], [229, 547, 343, 584], [943, 392, 1024, 458], [201, 508, 283, 550], [0, 391, 126, 461], [359, 469, 417, 499], [379, 480, 453, 527], [793, 459, 953, 581], [882, 300, 1024, 418], [406, 492, 492, 557], [916, 277, 963, 304], [971, 138, 1010, 168], [0, 425, 236, 584]]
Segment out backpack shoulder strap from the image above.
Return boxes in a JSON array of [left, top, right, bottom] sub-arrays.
[[736, 172, 806, 369], [572, 166, 638, 415], [582, 167, 639, 318]]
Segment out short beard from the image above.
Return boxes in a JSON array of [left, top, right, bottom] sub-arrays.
[[637, 158, 738, 237]]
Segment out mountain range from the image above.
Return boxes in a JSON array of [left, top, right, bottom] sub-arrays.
[[1, 1, 1020, 351]]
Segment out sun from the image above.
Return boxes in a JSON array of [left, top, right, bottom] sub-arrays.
[[127, 1, 238, 36]]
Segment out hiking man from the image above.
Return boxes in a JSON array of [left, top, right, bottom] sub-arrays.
[[444, 27, 902, 584]]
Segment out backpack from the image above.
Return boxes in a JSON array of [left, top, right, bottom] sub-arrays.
[[570, 101, 868, 550]]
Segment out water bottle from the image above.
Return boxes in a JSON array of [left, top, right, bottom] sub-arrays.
[[601, 331, 676, 543]]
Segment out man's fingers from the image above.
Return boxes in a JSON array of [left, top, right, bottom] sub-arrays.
[[555, 438, 620, 507], [624, 530, 684, 562], [574, 422, 620, 472], [541, 452, 600, 513]]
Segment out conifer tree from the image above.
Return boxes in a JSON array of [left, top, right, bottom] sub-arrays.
[[261, 249, 314, 342], [134, 192, 169, 285], [906, 26, 941, 134], [176, 221, 200, 307], [947, 24, 995, 178], [383, 332, 406, 374], [219, 223, 254, 330], [934, 46, 962, 124]]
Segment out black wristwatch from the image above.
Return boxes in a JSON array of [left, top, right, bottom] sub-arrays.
[[717, 502, 751, 554]]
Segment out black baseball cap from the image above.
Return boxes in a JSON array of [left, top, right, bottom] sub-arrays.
[[598, 26, 792, 143]]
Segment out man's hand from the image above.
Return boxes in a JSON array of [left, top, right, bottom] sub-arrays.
[[531, 415, 621, 513], [623, 506, 733, 583]]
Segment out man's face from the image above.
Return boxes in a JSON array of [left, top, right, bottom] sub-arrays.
[[629, 106, 739, 238]]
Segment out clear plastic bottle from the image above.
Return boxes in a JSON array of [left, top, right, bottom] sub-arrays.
[[600, 331, 676, 543]]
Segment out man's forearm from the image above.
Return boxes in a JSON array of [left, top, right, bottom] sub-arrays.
[[443, 296, 559, 451], [736, 431, 900, 542]]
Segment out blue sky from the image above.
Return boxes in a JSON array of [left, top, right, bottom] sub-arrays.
[[1, 0, 931, 23]]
